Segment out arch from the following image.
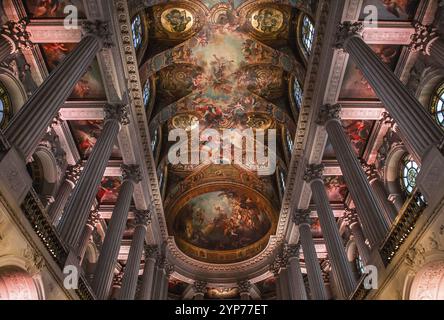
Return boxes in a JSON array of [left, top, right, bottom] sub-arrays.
[[383, 143, 408, 202], [415, 66, 444, 109], [0, 67, 28, 115], [82, 243, 99, 277], [29, 147, 59, 199], [409, 260, 444, 300], [0, 265, 42, 300]]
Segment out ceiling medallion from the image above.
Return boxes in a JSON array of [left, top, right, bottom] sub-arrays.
[[172, 113, 199, 131], [161, 8, 195, 34], [246, 113, 273, 130], [251, 8, 284, 34]]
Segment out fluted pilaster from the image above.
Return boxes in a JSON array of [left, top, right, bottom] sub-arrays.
[[5, 21, 113, 159], [58, 104, 130, 249], [336, 22, 443, 163], [119, 210, 151, 300], [138, 245, 158, 300], [78, 208, 101, 264], [237, 280, 252, 300], [293, 209, 328, 300], [92, 165, 141, 300], [304, 165, 356, 298], [193, 281, 207, 300], [317, 104, 389, 247]]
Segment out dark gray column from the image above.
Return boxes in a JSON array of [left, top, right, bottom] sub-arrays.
[[304, 164, 356, 298], [344, 208, 371, 265], [317, 104, 389, 247], [284, 244, 308, 300], [77, 208, 101, 264], [192, 281, 207, 300], [48, 163, 82, 225], [138, 245, 158, 300], [92, 165, 142, 300], [293, 210, 328, 300], [336, 22, 443, 163], [4, 20, 113, 160], [58, 104, 130, 249], [237, 280, 252, 300], [119, 210, 151, 300], [362, 162, 398, 224], [0, 19, 32, 63], [410, 22, 444, 68]]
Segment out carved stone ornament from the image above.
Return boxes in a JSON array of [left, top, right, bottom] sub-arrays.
[[303, 164, 325, 183], [409, 22, 439, 55], [23, 246, 45, 276], [134, 210, 152, 227], [104, 104, 131, 126], [144, 245, 158, 259], [335, 21, 364, 50], [192, 280, 207, 294], [237, 280, 252, 294], [316, 104, 342, 126], [81, 20, 114, 48], [293, 209, 311, 226], [0, 19, 32, 53], [121, 164, 142, 184]]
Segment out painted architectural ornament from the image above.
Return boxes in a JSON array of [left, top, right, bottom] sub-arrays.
[[161, 8, 194, 33], [251, 8, 284, 34]]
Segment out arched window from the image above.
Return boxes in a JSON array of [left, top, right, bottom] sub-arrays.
[[151, 127, 159, 154], [132, 15, 143, 50], [286, 129, 294, 154], [279, 169, 287, 193], [293, 79, 303, 110], [431, 82, 444, 127], [400, 154, 420, 196], [143, 80, 151, 108], [0, 82, 11, 128], [301, 15, 315, 55]]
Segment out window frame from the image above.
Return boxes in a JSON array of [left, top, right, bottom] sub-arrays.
[[131, 14, 143, 50], [0, 82, 11, 128], [431, 82, 444, 127]]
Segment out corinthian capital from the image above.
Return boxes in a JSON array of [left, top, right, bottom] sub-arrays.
[[192, 281, 207, 294], [1, 19, 32, 53], [293, 209, 311, 226], [303, 164, 325, 184], [360, 160, 380, 183], [82, 20, 114, 48], [144, 244, 158, 259], [237, 280, 252, 294], [344, 207, 359, 227], [409, 22, 439, 55], [316, 104, 342, 126], [134, 210, 151, 227], [65, 163, 83, 184], [335, 21, 364, 50], [121, 164, 142, 184], [104, 104, 130, 126], [284, 243, 301, 259]]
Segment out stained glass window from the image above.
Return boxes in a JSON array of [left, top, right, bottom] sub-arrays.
[[431, 83, 444, 127], [0, 82, 11, 128], [132, 15, 143, 50], [293, 79, 303, 109], [400, 155, 420, 196], [286, 130, 294, 154], [143, 80, 150, 108], [301, 15, 315, 55], [279, 169, 287, 193]]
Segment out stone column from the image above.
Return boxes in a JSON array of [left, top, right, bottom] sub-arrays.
[[410, 22, 444, 68], [192, 281, 207, 300], [119, 210, 151, 300], [304, 165, 356, 298], [317, 104, 389, 247], [362, 162, 398, 224], [92, 165, 142, 300], [293, 210, 328, 300], [151, 256, 165, 300], [284, 244, 308, 300], [48, 163, 82, 225], [58, 104, 130, 249], [77, 208, 101, 264], [269, 264, 282, 300], [160, 264, 174, 300], [109, 272, 124, 300], [237, 280, 252, 300], [4, 20, 113, 160], [0, 19, 32, 63], [138, 245, 158, 300], [336, 22, 443, 163], [343, 208, 371, 265]]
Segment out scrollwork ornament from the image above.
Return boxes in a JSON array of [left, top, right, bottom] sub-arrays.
[[316, 104, 342, 126], [303, 164, 325, 183], [335, 21, 364, 50]]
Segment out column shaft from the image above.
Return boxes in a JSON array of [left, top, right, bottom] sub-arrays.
[[430, 38, 444, 66], [119, 224, 147, 300], [0, 36, 13, 62], [299, 223, 328, 300], [58, 119, 120, 248], [77, 225, 94, 264], [92, 180, 135, 299], [325, 117, 389, 246], [343, 32, 442, 162], [138, 258, 156, 300], [48, 180, 75, 225], [311, 179, 356, 298], [5, 36, 101, 159], [370, 179, 397, 223], [287, 257, 307, 300]]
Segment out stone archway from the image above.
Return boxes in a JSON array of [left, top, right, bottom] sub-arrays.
[[0, 266, 40, 300], [409, 260, 444, 300]]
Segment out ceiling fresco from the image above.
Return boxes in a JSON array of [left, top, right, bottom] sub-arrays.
[[324, 176, 348, 203], [97, 177, 123, 205], [40, 44, 106, 100], [359, 0, 420, 21], [343, 120, 374, 157], [24, 0, 86, 18]]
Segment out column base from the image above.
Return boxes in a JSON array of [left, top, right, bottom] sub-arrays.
[[417, 146, 444, 208], [0, 147, 32, 205]]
